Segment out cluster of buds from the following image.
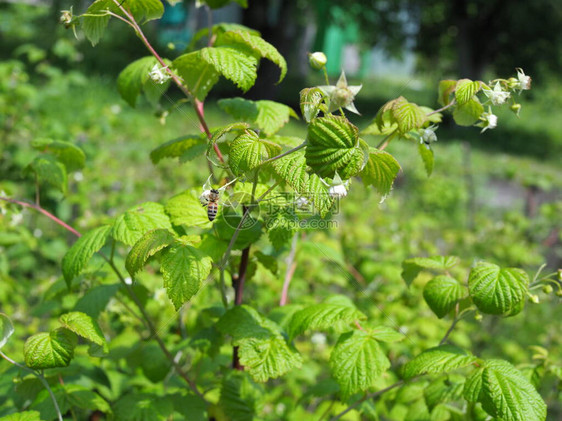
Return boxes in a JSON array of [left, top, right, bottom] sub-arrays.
[[420, 125, 438, 148], [59, 7, 79, 38]]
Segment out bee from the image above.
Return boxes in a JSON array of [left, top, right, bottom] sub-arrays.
[[201, 188, 220, 221]]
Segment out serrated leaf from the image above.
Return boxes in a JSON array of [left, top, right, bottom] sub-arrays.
[[219, 373, 262, 421], [161, 241, 212, 310], [424, 377, 464, 411], [330, 330, 390, 398], [172, 51, 219, 101], [113, 393, 174, 421], [26, 154, 67, 193], [111, 202, 173, 246], [62, 225, 111, 287], [210, 122, 251, 145], [455, 79, 481, 105], [423, 276, 465, 319], [216, 30, 287, 83], [31, 384, 111, 420], [393, 97, 426, 133], [59, 311, 106, 352], [370, 325, 405, 343], [453, 97, 484, 126], [82, 1, 111, 46], [0, 411, 42, 421], [300, 87, 324, 122], [401, 256, 460, 287], [0, 313, 14, 349], [287, 301, 366, 340], [73, 284, 121, 318], [125, 229, 176, 275], [266, 209, 297, 251], [463, 366, 485, 402], [360, 148, 401, 195], [150, 135, 206, 164], [229, 130, 280, 175], [24, 328, 77, 369], [468, 262, 529, 316], [201, 46, 257, 92], [117, 56, 158, 107], [438, 80, 457, 106], [218, 98, 297, 136], [401, 345, 477, 379], [465, 359, 546, 421], [165, 190, 211, 228], [418, 142, 434, 176], [31, 139, 85, 171], [305, 115, 366, 178]]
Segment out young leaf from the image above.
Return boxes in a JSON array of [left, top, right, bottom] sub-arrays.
[[305, 115, 366, 178], [464, 359, 547, 421], [370, 325, 405, 343], [287, 301, 366, 340], [423, 275, 465, 318], [401, 345, 477, 379], [401, 255, 461, 287], [26, 154, 67, 193], [125, 229, 176, 276], [62, 225, 112, 287], [200, 47, 258, 92], [150, 135, 207, 164], [330, 330, 390, 398], [118, 56, 164, 107], [59, 312, 106, 347], [24, 328, 77, 369], [300, 87, 324, 122], [216, 30, 287, 83], [455, 79, 481, 105], [229, 130, 280, 175], [360, 148, 401, 195], [468, 262, 529, 316], [218, 98, 297, 136], [31, 138, 85, 171], [111, 202, 173, 246], [418, 143, 434, 177], [438, 80, 457, 106], [172, 51, 220, 101], [210, 122, 251, 145], [392, 97, 427, 134], [0, 313, 14, 349], [453, 98, 484, 126], [161, 241, 212, 310], [165, 190, 212, 228], [82, 1, 111, 46]]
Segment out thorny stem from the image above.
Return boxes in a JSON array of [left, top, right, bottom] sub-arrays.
[[0, 196, 204, 398], [280, 233, 298, 306], [110, 0, 225, 164], [0, 351, 64, 421]]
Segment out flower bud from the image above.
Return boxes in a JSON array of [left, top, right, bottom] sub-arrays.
[[60, 9, 75, 28], [529, 294, 540, 304], [309, 52, 327, 70], [510, 103, 521, 117], [542, 285, 553, 294], [474, 312, 483, 321], [556, 289, 562, 297], [516, 68, 532, 90]]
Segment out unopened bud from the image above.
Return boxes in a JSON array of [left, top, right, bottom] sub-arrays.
[[529, 294, 540, 304], [510, 103, 521, 117], [474, 312, 483, 321], [309, 52, 327, 70], [542, 285, 553, 294], [555, 289, 562, 297]]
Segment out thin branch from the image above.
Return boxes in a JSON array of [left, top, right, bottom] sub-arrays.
[[0, 351, 64, 421], [280, 233, 298, 306], [427, 100, 456, 116], [376, 130, 397, 151], [259, 142, 306, 166]]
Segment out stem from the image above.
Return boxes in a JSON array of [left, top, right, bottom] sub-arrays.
[[0, 351, 63, 421], [34, 174, 40, 206], [280, 233, 298, 306], [259, 142, 306, 166], [427, 100, 456, 116], [439, 303, 475, 346], [376, 130, 397, 151], [322, 66, 330, 86], [328, 380, 405, 421]]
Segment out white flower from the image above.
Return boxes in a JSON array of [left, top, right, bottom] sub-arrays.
[[295, 196, 310, 210], [420, 125, 438, 147], [319, 71, 362, 114], [516, 68, 532, 90], [124, 277, 133, 285], [479, 107, 498, 133], [325, 172, 350, 199], [311, 332, 327, 346], [149, 64, 171, 85], [483, 82, 511, 105], [309, 52, 327, 69]]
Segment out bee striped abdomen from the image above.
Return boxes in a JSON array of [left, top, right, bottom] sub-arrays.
[[207, 202, 218, 221]]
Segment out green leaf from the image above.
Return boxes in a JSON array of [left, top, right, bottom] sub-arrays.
[[161, 241, 212, 310], [62, 225, 111, 287], [453, 98, 484, 126], [219, 372, 262, 421], [117, 56, 170, 107], [369, 325, 405, 343], [216, 30, 287, 83], [0, 411, 42, 421], [111, 202, 173, 246], [201, 47, 257, 92], [217, 306, 302, 382], [125, 229, 176, 276], [165, 190, 212, 228], [31, 384, 110, 420], [360, 148, 401, 195], [401, 256, 461, 287], [330, 330, 390, 398], [468, 262, 529, 316], [24, 328, 77, 369], [210, 122, 251, 145], [305, 115, 366, 179], [229, 130, 280, 175], [82, 1, 111, 46], [172, 51, 219, 101], [266, 209, 297, 251], [31, 138, 85, 171], [464, 359, 546, 421], [202, 0, 248, 9], [401, 345, 477, 379], [26, 154, 67, 193], [73, 283, 121, 318], [418, 143, 434, 177], [423, 276, 465, 318], [392, 97, 427, 134], [300, 87, 324, 122], [424, 377, 464, 411], [455, 79, 481, 105], [59, 312, 106, 347], [438, 80, 457, 106], [0, 313, 14, 349], [113, 393, 174, 421], [218, 98, 297, 136], [287, 301, 366, 339]]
